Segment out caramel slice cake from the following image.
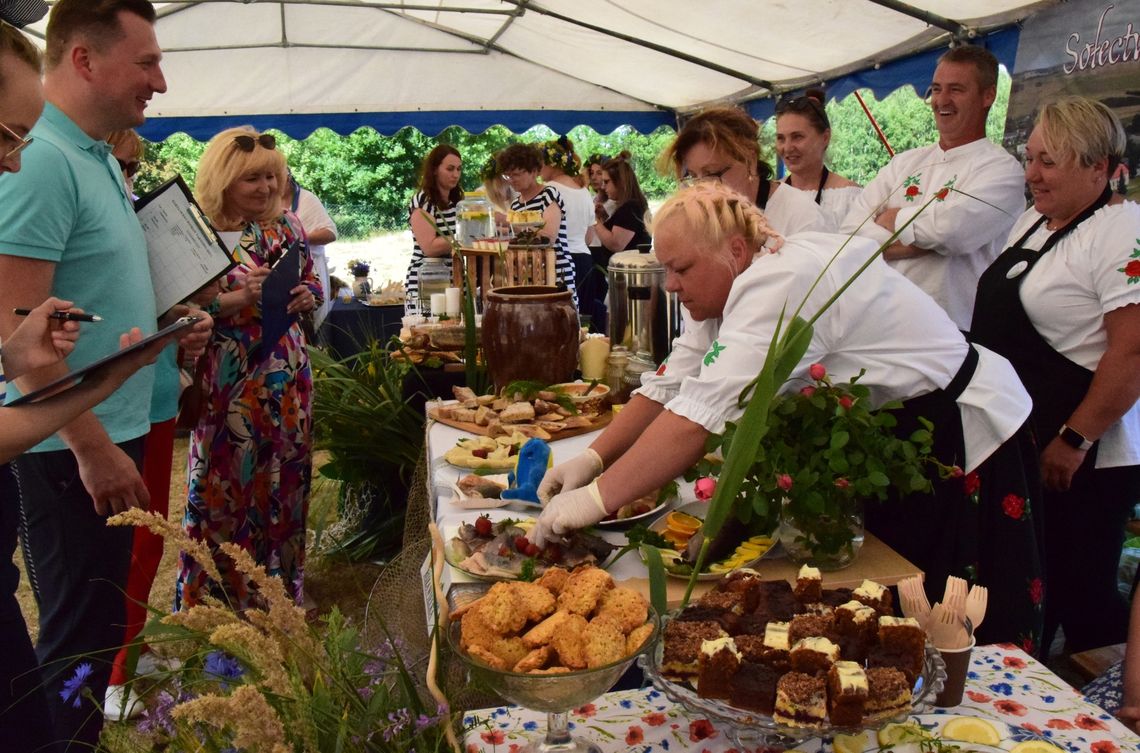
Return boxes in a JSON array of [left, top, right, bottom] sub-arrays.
[[852, 579, 893, 615], [868, 615, 926, 683], [826, 660, 868, 727], [864, 666, 912, 721], [662, 620, 726, 677], [789, 636, 840, 675], [773, 672, 827, 728], [794, 564, 822, 603], [696, 636, 740, 700], [788, 612, 837, 645], [728, 659, 781, 714]]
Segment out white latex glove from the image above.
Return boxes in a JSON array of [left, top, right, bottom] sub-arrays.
[[537, 448, 603, 506], [531, 480, 608, 548]]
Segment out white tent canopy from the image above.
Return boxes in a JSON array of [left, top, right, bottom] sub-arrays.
[[26, 0, 1057, 140]]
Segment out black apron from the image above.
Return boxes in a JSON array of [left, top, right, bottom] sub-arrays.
[[865, 347, 976, 562], [970, 187, 1112, 456], [783, 166, 829, 205], [969, 187, 1140, 653]]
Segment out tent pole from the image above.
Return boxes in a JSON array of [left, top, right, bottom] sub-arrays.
[[863, 0, 968, 39]]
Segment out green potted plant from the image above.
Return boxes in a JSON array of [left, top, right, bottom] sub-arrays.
[[748, 364, 936, 569]]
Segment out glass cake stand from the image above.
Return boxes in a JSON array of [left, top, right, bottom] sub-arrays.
[[449, 595, 661, 753], [638, 609, 947, 750]]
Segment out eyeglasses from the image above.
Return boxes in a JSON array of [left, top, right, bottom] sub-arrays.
[[116, 157, 140, 178], [680, 164, 732, 187], [232, 133, 276, 152], [0, 121, 32, 161]]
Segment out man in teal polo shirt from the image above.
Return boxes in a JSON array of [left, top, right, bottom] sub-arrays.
[[0, 1, 209, 748]]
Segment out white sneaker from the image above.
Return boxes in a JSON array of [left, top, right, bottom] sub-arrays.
[[103, 683, 145, 721]]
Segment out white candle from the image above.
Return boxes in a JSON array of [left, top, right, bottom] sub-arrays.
[[445, 287, 462, 316], [430, 292, 446, 315]]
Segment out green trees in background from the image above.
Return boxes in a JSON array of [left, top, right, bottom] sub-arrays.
[[136, 70, 1009, 240]]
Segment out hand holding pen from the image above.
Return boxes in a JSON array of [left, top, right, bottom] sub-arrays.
[[13, 308, 102, 322], [3, 298, 86, 378]]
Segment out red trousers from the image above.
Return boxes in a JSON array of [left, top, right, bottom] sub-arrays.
[[107, 419, 174, 686]]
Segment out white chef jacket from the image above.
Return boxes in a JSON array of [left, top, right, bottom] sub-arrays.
[[840, 138, 1025, 330], [637, 231, 1031, 472], [1012, 201, 1140, 468], [764, 183, 824, 238]]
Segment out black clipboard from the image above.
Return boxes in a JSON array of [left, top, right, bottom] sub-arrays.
[[135, 175, 236, 316], [7, 316, 201, 406], [259, 238, 302, 350]]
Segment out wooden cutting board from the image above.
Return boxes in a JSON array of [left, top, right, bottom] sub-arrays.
[[428, 405, 613, 441]]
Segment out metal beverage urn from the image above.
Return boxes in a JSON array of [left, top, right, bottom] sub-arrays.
[[606, 250, 681, 366]]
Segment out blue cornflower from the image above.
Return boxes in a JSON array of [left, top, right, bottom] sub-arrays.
[[59, 662, 94, 709], [204, 651, 244, 688]]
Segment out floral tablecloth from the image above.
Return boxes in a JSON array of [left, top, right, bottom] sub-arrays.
[[462, 644, 1139, 752]]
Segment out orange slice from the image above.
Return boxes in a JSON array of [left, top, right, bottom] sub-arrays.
[[665, 511, 701, 533]]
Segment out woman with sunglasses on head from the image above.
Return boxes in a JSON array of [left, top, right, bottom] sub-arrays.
[[406, 144, 462, 312], [176, 126, 322, 612], [659, 105, 824, 237], [592, 151, 652, 255], [775, 89, 861, 231]]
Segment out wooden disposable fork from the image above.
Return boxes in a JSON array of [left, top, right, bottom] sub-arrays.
[[897, 575, 931, 625], [929, 603, 970, 649], [944, 575, 968, 607], [965, 585, 988, 630]]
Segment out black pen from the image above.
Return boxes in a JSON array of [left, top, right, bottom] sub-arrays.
[[13, 308, 103, 323]]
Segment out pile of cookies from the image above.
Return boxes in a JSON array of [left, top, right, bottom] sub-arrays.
[[452, 566, 655, 674]]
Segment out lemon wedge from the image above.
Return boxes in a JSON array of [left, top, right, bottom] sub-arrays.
[[833, 731, 868, 753], [877, 721, 925, 746], [941, 717, 1001, 745], [1009, 741, 1065, 753]]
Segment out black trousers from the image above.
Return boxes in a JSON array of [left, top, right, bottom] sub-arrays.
[[1041, 462, 1140, 654], [13, 439, 142, 751], [0, 463, 57, 753]]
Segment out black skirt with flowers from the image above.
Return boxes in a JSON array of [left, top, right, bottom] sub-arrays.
[[865, 386, 1045, 654]]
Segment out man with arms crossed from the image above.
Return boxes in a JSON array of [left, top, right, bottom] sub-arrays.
[[0, 1, 209, 747], [840, 46, 1025, 331]]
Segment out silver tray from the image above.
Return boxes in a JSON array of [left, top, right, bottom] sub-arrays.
[[638, 609, 947, 748]]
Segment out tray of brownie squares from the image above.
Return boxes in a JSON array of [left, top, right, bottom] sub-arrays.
[[639, 565, 947, 746]]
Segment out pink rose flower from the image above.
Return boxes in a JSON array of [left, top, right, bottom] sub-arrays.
[[834, 477, 850, 489], [808, 363, 827, 381], [694, 476, 717, 501], [776, 474, 793, 492], [838, 396, 854, 410], [800, 386, 816, 397]]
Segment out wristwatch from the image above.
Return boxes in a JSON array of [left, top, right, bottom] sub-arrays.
[[1058, 423, 1094, 451]]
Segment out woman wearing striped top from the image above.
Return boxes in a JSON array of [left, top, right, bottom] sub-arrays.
[[499, 143, 578, 306], [405, 145, 462, 310]]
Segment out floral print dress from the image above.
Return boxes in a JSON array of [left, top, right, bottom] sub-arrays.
[[176, 212, 321, 611]]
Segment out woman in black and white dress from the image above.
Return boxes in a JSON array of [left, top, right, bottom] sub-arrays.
[[405, 144, 462, 311], [498, 143, 577, 306]]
